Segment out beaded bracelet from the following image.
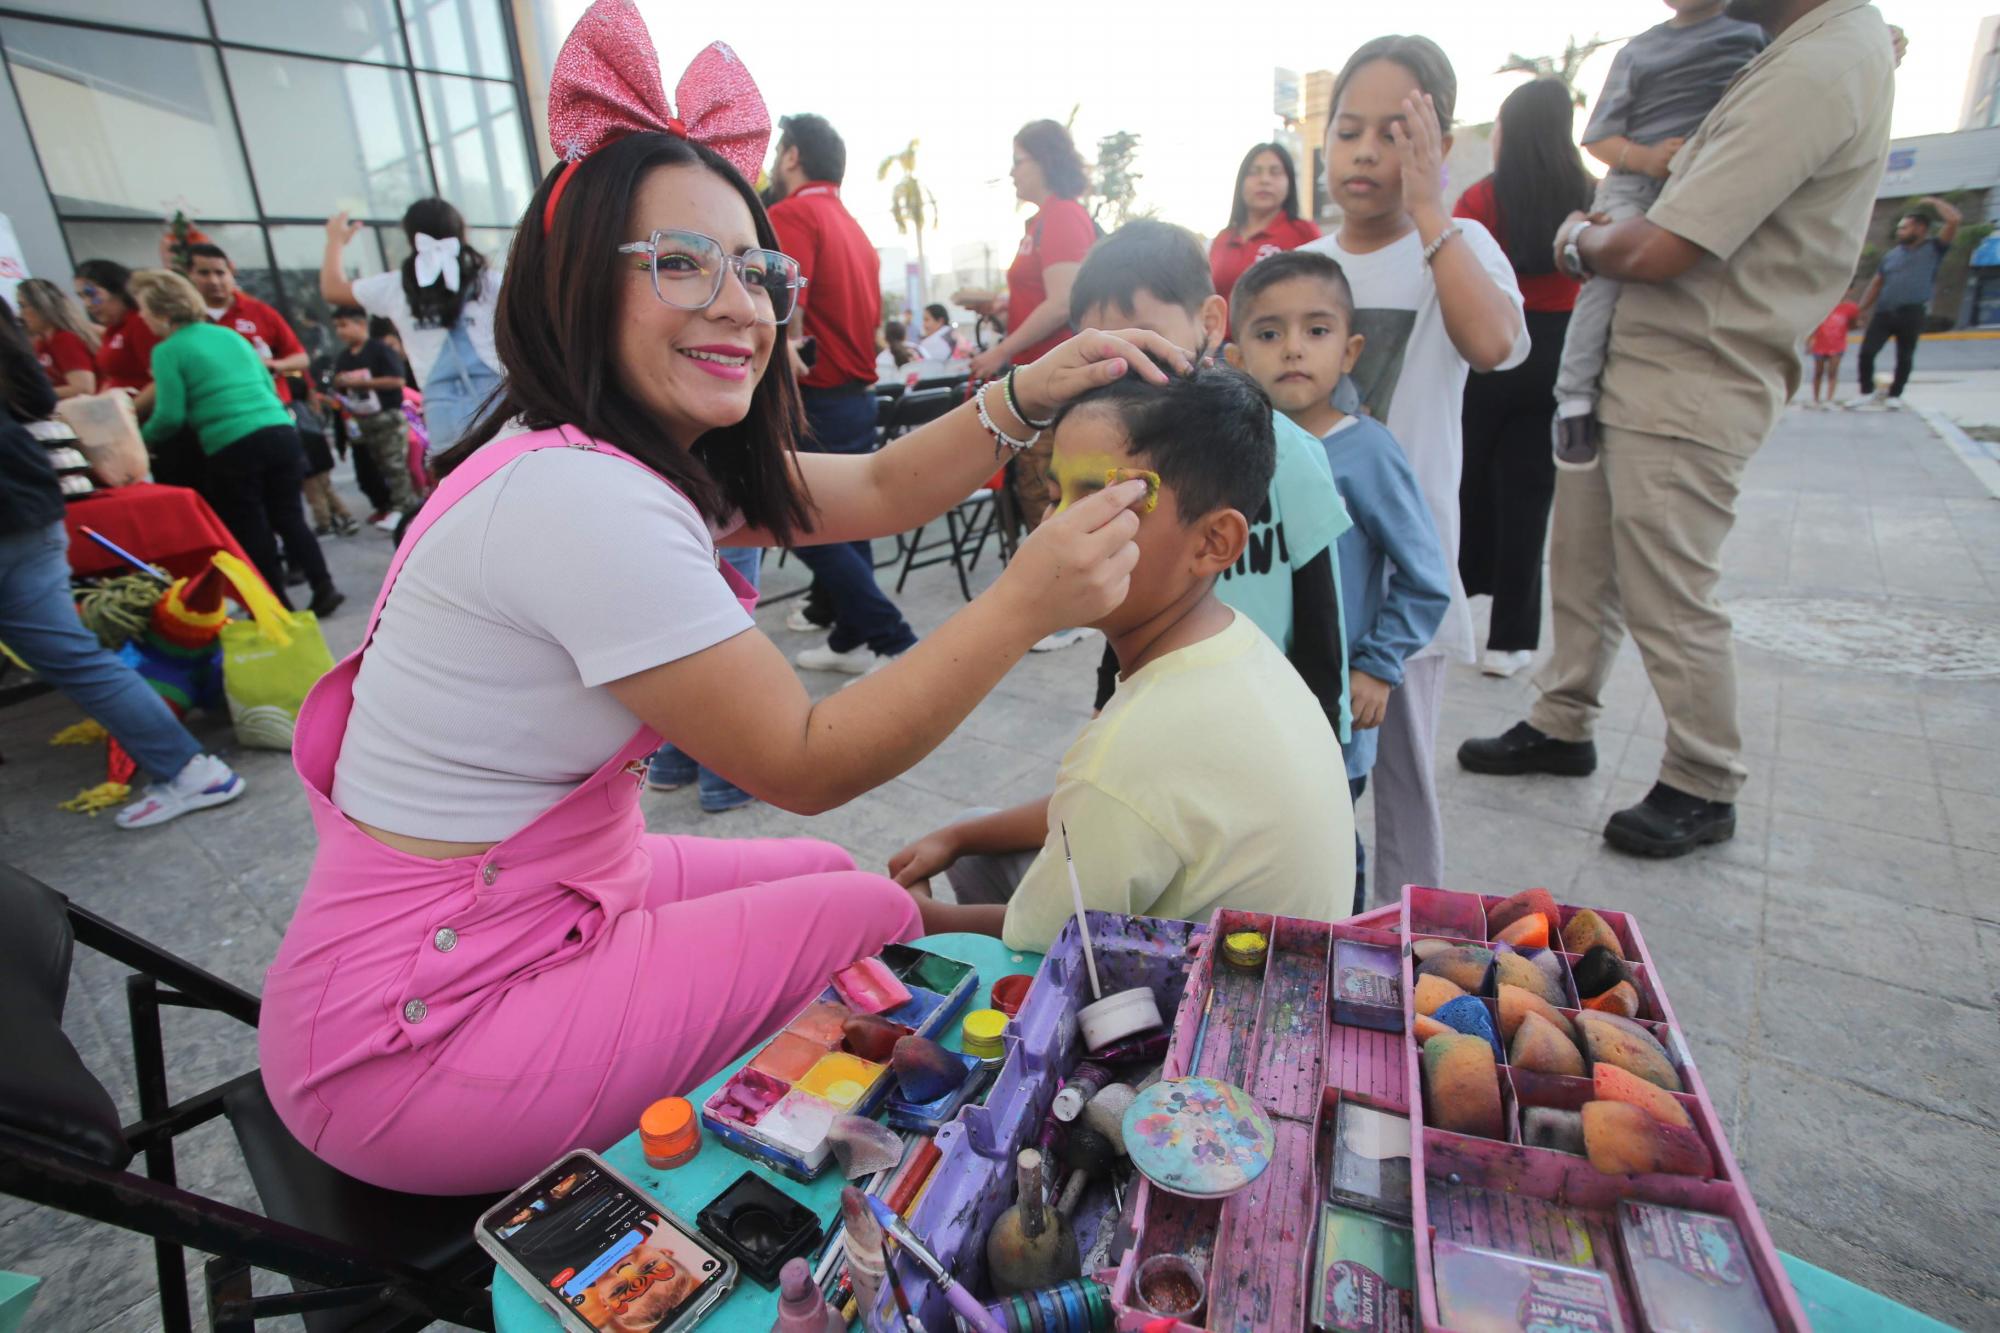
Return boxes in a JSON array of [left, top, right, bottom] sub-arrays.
[[1422, 223, 1462, 267], [1004, 366, 1054, 429], [977, 381, 1040, 455]]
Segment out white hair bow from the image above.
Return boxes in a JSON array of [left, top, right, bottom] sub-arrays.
[[413, 233, 462, 291]]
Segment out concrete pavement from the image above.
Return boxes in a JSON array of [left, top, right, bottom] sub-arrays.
[[0, 399, 1995, 1329]]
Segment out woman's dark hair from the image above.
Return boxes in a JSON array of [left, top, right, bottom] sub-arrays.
[[0, 295, 54, 420], [1331, 35, 1458, 134], [924, 302, 949, 323], [399, 197, 489, 331], [884, 320, 918, 366], [1014, 120, 1089, 201], [439, 132, 810, 545], [1489, 79, 1594, 275], [1227, 143, 1303, 233], [74, 259, 135, 313]]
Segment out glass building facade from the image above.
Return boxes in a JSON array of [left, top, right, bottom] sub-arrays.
[[3, 0, 538, 360]]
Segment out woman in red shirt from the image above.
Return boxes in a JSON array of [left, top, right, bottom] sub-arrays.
[[73, 259, 161, 395], [1452, 79, 1593, 678], [17, 277, 98, 399], [1209, 143, 1321, 308]]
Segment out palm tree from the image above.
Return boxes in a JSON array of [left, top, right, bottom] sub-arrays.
[[878, 139, 939, 291], [1497, 34, 1618, 106]]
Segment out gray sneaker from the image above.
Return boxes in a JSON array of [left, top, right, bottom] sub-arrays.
[[1553, 414, 1601, 471]]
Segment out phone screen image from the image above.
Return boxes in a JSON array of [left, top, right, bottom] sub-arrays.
[[485, 1157, 726, 1331]]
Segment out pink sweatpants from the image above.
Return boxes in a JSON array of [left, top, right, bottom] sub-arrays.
[[269, 834, 920, 1196]]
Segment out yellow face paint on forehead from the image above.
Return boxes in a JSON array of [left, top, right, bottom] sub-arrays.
[[1050, 452, 1160, 514]]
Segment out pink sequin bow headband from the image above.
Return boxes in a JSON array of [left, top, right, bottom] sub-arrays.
[[542, 0, 770, 234]]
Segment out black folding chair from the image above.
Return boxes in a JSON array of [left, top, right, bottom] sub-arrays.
[[0, 863, 497, 1333]]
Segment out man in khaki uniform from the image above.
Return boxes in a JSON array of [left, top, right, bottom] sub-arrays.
[[1458, 0, 1895, 857]]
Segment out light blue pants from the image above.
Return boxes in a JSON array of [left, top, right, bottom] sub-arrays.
[[0, 523, 203, 781]]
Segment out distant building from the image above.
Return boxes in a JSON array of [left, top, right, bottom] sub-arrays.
[[1868, 126, 2000, 327], [1963, 16, 2000, 130]]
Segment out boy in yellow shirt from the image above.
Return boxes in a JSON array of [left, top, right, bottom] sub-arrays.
[[889, 363, 1355, 950]]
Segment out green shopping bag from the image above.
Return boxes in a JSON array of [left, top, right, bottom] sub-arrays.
[[212, 553, 335, 749]]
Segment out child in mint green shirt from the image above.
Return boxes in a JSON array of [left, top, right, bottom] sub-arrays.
[[1070, 221, 1352, 736]]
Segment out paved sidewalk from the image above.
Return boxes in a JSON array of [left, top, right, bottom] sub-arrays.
[[0, 403, 1995, 1329]]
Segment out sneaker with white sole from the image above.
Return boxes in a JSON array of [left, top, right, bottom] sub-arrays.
[[373, 511, 405, 533], [1847, 390, 1888, 411], [1031, 627, 1099, 653], [784, 605, 829, 633], [1480, 648, 1535, 678], [795, 642, 877, 674], [115, 754, 245, 830]]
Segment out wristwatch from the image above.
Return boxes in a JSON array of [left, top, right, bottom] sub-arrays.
[[1561, 220, 1594, 280]]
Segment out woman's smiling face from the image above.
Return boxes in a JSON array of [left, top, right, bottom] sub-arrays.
[[613, 163, 778, 450]]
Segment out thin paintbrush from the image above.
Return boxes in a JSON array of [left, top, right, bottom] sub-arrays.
[[1061, 822, 1103, 1000]]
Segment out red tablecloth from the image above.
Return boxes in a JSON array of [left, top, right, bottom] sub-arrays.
[[63, 483, 260, 589]]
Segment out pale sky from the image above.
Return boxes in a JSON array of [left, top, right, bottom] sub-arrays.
[[560, 1, 1988, 288]]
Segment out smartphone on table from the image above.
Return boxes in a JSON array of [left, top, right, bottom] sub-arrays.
[[476, 1150, 736, 1332]]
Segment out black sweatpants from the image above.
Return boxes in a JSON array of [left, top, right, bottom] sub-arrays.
[[203, 424, 330, 606], [1460, 307, 1566, 653], [1857, 304, 1925, 399]]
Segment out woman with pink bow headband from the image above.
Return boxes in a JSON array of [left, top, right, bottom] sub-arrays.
[[258, 0, 1182, 1195], [321, 195, 504, 468]]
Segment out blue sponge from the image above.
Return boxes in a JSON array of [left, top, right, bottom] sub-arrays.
[[1434, 995, 1504, 1059]]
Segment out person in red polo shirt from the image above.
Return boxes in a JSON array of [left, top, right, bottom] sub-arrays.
[[765, 112, 918, 675], [186, 243, 310, 404], [1209, 143, 1322, 311], [16, 277, 99, 399], [73, 259, 160, 397], [965, 120, 1096, 385]]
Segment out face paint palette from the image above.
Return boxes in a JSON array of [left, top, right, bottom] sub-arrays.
[[699, 944, 978, 1181]]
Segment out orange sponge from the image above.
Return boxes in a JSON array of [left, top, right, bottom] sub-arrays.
[[1582, 1099, 1713, 1177], [1493, 952, 1565, 1009], [1416, 946, 1494, 994], [1493, 913, 1550, 949], [1576, 1011, 1682, 1092], [1415, 973, 1466, 1016], [1509, 1011, 1585, 1077], [1422, 1033, 1503, 1139], [1496, 984, 1576, 1044], [1487, 887, 1561, 941], [1560, 908, 1624, 959], [1414, 1013, 1451, 1042], [1584, 981, 1640, 1017], [1592, 1062, 1694, 1130]]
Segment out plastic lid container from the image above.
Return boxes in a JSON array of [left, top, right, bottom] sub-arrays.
[[640, 1096, 700, 1169], [961, 1009, 1007, 1060], [988, 973, 1032, 1017], [1221, 930, 1269, 972], [1078, 986, 1163, 1053]]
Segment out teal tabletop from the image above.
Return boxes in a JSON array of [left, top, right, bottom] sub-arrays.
[[489, 934, 1954, 1333], [491, 933, 1040, 1333]]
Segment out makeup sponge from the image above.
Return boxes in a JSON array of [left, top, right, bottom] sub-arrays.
[[1496, 984, 1576, 1044], [1487, 888, 1562, 941], [1560, 909, 1624, 959], [1571, 945, 1629, 1001], [890, 1035, 965, 1103], [1509, 1011, 1585, 1078], [1416, 946, 1494, 995], [1492, 913, 1550, 949], [1584, 981, 1641, 1018], [1413, 1013, 1451, 1043], [1415, 974, 1466, 1016], [1434, 995, 1503, 1059], [1521, 1107, 1586, 1155], [1493, 952, 1565, 1009], [1583, 1100, 1713, 1178], [1592, 1063, 1693, 1129], [1576, 1011, 1682, 1093], [1422, 1033, 1503, 1139]]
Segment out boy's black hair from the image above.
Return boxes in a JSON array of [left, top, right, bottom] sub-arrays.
[[924, 302, 949, 322], [1068, 219, 1214, 329], [368, 315, 397, 340], [331, 305, 367, 322], [185, 242, 229, 264], [1051, 360, 1275, 526], [1229, 249, 1355, 330], [778, 113, 846, 186]]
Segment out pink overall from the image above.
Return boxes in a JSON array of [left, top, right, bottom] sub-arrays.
[[258, 426, 922, 1196]]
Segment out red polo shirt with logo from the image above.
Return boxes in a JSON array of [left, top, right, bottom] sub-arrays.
[[34, 329, 94, 386], [94, 309, 160, 392], [768, 181, 882, 389], [1208, 213, 1323, 306], [1008, 197, 1096, 365], [213, 293, 306, 403]]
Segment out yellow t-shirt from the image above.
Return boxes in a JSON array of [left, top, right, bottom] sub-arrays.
[[1000, 609, 1356, 951]]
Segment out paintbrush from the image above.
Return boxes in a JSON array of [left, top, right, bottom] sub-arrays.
[[1061, 821, 1103, 1000], [883, 1241, 924, 1332], [865, 1196, 1005, 1333]]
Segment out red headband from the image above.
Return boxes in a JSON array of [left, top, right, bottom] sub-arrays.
[[542, 1, 770, 235]]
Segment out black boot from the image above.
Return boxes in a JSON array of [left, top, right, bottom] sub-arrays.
[[1604, 782, 1735, 858], [309, 582, 347, 619], [1457, 721, 1598, 777]]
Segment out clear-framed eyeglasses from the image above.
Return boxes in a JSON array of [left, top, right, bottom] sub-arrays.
[[616, 228, 807, 325]]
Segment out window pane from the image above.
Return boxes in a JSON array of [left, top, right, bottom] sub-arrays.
[[418, 72, 533, 227], [470, 226, 516, 268], [64, 218, 278, 309], [270, 222, 393, 365], [4, 19, 256, 218], [225, 50, 430, 220], [402, 0, 510, 78], [210, 0, 405, 64], [2, 0, 205, 36]]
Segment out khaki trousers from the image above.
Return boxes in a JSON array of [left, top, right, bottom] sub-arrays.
[[1528, 425, 1750, 803]]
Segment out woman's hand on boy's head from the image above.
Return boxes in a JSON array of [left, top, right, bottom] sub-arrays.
[[1013, 328, 1195, 421]]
